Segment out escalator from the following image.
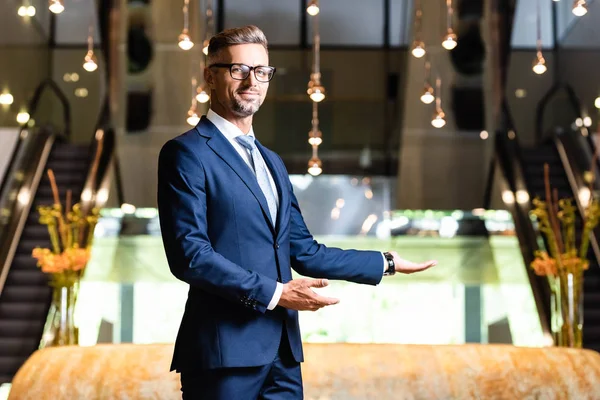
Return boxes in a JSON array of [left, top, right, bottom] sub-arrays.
[[495, 132, 600, 352], [0, 79, 117, 385], [0, 0, 119, 385], [0, 141, 90, 385], [520, 142, 573, 201], [520, 139, 600, 351]]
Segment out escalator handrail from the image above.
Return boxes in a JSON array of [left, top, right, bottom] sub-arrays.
[[493, 128, 553, 342], [79, 126, 116, 214], [0, 79, 73, 296], [0, 123, 116, 296], [584, 132, 600, 175], [555, 131, 600, 267], [0, 128, 56, 296], [28, 78, 72, 139]]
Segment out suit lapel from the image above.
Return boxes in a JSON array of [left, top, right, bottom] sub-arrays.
[[256, 140, 289, 239], [196, 117, 275, 235]]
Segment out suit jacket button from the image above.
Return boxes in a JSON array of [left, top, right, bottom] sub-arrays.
[[274, 243, 279, 249]]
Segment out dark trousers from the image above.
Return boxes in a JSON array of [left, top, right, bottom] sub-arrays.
[[180, 330, 303, 399]]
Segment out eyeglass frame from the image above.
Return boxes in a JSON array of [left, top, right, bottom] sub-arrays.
[[208, 63, 277, 83]]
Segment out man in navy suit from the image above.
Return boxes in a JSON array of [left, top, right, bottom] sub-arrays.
[[158, 25, 437, 399]]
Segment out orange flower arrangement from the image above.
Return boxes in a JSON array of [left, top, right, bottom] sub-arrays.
[[32, 247, 90, 274], [529, 145, 600, 348], [33, 140, 104, 347], [31, 169, 99, 287], [530, 163, 599, 279]]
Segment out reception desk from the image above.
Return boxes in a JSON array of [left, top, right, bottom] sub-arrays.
[[9, 343, 600, 399]]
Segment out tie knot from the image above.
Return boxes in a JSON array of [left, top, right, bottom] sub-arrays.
[[236, 134, 256, 151]]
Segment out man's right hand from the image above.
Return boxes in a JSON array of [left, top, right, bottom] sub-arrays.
[[277, 278, 340, 311]]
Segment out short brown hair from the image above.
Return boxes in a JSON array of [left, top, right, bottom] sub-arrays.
[[207, 25, 268, 63]]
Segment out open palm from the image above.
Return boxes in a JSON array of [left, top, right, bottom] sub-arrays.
[[389, 251, 437, 274]]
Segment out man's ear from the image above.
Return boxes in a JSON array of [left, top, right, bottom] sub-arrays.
[[204, 67, 214, 88]]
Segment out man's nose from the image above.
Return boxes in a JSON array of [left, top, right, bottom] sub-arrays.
[[244, 69, 259, 86]]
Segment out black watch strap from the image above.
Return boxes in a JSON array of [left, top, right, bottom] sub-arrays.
[[383, 252, 395, 276]]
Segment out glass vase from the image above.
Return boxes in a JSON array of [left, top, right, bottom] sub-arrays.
[[40, 281, 79, 348], [554, 270, 584, 348]]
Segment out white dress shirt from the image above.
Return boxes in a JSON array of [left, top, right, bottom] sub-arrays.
[[206, 109, 387, 311]]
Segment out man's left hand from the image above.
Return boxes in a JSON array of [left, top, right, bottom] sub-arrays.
[[388, 251, 437, 274]]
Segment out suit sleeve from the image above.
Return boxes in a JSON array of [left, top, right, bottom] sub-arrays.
[[286, 178, 383, 286], [157, 139, 277, 313]]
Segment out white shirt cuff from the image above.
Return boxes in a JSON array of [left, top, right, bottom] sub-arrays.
[[382, 253, 387, 274], [267, 282, 284, 310]]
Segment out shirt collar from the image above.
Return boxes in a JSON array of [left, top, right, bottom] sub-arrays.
[[206, 108, 255, 141]]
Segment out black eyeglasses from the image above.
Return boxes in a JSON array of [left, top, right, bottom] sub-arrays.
[[209, 63, 276, 83]]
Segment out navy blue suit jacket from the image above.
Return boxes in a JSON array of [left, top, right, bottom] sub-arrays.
[[157, 116, 383, 372]]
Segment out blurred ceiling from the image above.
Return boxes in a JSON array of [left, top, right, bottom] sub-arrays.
[[511, 0, 599, 49], [1, 0, 99, 46], [0, 0, 597, 49], [561, 0, 600, 48]]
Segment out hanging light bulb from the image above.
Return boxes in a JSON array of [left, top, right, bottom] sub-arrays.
[[196, 88, 210, 103], [83, 52, 97, 72], [178, 0, 194, 50], [307, 0, 325, 174], [442, 30, 457, 50], [431, 77, 446, 128], [0, 92, 14, 105], [442, 0, 457, 50], [16, 111, 30, 124], [20, 3, 36, 16], [431, 110, 446, 128], [442, 31, 457, 50], [532, 51, 547, 75], [307, 78, 326, 102], [178, 32, 194, 50], [187, 78, 201, 126], [307, 0, 319, 16], [186, 113, 199, 127], [411, 2, 426, 58], [308, 156, 322, 176], [83, 51, 98, 72], [187, 106, 200, 126], [49, 0, 64, 14], [411, 41, 426, 58], [83, 25, 98, 72], [420, 84, 435, 104], [307, 94, 323, 174], [307, 10, 325, 102], [195, 51, 210, 103], [420, 60, 434, 104], [202, 1, 214, 56], [308, 103, 323, 160], [308, 129, 322, 146], [572, 0, 587, 16], [533, 3, 546, 75]]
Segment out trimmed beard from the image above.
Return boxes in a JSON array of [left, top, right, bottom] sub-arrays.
[[231, 97, 260, 117]]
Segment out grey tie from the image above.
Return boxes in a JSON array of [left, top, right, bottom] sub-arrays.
[[236, 135, 278, 226]]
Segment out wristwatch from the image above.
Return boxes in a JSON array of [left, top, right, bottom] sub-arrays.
[[383, 252, 395, 276]]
